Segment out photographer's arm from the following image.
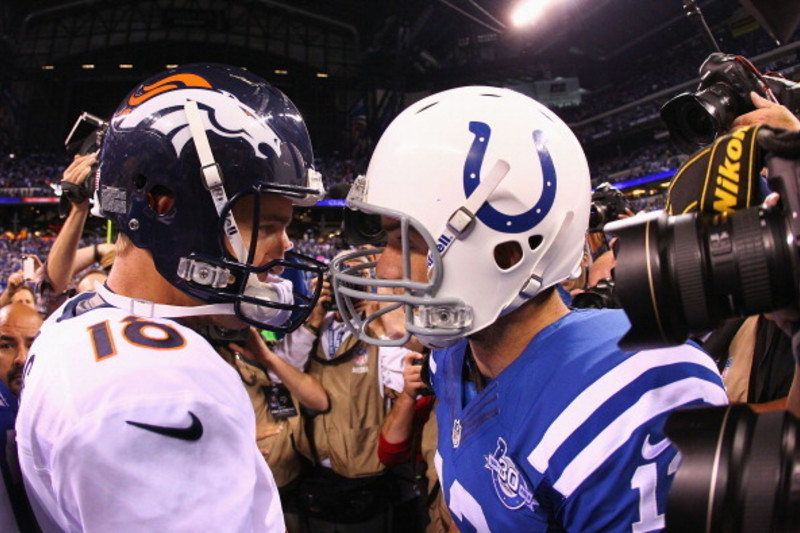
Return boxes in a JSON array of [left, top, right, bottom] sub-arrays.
[[231, 327, 329, 412], [379, 352, 430, 466], [0, 271, 25, 308], [46, 154, 97, 294]]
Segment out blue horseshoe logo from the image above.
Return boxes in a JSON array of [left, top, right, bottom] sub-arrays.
[[463, 121, 557, 233]]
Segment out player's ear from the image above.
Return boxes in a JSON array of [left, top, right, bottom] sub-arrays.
[[146, 185, 175, 215], [494, 241, 523, 270]]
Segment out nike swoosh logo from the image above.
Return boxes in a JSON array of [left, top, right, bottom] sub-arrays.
[[641, 434, 671, 461], [126, 411, 204, 441]]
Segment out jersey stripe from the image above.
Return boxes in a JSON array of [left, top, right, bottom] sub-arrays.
[[552, 376, 726, 496], [527, 345, 720, 473]]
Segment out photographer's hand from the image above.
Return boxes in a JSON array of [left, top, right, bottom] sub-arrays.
[[61, 153, 98, 208], [306, 276, 332, 330], [403, 352, 429, 399], [731, 92, 800, 132]]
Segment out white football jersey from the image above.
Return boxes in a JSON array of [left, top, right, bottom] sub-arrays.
[[16, 292, 285, 532]]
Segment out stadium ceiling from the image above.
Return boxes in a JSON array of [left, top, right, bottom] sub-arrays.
[[4, 0, 761, 91]]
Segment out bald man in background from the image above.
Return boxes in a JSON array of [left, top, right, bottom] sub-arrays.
[[0, 303, 42, 532]]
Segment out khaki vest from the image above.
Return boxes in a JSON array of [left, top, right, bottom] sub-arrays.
[[296, 331, 387, 478], [234, 356, 303, 488]]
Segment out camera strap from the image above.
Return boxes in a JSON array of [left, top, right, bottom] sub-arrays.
[[666, 125, 764, 215]]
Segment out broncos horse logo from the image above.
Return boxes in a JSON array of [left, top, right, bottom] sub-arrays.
[[113, 75, 284, 162]]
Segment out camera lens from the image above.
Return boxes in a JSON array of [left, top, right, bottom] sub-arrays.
[[343, 209, 386, 246], [571, 291, 608, 309], [665, 404, 800, 532], [605, 207, 796, 351], [589, 203, 607, 232], [661, 84, 751, 153], [677, 99, 716, 146]]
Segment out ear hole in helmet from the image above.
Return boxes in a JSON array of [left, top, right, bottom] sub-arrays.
[[494, 241, 523, 270], [528, 235, 543, 251], [147, 184, 176, 215], [133, 174, 147, 190]]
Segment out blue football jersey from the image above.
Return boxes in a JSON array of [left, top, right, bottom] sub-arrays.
[[430, 308, 727, 533]]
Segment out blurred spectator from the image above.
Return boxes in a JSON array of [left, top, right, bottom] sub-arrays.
[[9, 286, 35, 310], [378, 351, 454, 533], [0, 303, 42, 532]]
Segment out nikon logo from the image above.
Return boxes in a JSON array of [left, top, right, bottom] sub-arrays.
[[713, 129, 746, 214]]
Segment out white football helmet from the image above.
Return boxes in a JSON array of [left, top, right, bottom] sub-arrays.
[[331, 86, 591, 348]]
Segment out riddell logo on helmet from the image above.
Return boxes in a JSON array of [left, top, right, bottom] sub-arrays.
[[117, 74, 213, 115]]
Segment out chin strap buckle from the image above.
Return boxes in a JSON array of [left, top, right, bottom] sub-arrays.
[[177, 257, 233, 289]]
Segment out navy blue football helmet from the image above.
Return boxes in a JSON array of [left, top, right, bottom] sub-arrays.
[[97, 63, 326, 332]]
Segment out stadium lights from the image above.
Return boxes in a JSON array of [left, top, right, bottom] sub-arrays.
[[274, 69, 288, 75], [118, 64, 133, 69], [81, 64, 95, 69], [316, 72, 329, 78], [165, 64, 179, 69], [41, 65, 54, 70], [511, 0, 552, 27]]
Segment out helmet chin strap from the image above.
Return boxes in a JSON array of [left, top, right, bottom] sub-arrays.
[[183, 99, 248, 262], [96, 283, 236, 319]]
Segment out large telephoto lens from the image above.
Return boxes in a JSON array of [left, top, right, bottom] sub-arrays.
[[605, 206, 795, 351], [664, 405, 800, 532]]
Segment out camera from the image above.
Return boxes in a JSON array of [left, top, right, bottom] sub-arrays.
[[321, 274, 338, 311], [588, 182, 631, 232], [605, 127, 800, 351], [22, 256, 35, 281], [570, 278, 620, 310], [411, 351, 433, 396], [661, 53, 800, 153], [606, 126, 800, 531], [664, 404, 800, 532], [61, 112, 108, 208]]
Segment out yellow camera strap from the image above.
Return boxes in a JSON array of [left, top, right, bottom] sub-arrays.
[[665, 125, 764, 215]]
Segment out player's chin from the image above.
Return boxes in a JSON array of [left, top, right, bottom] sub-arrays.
[[258, 266, 285, 281], [10, 375, 22, 396]]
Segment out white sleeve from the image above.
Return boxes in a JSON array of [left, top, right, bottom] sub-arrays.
[[49, 395, 284, 533], [378, 346, 409, 396], [268, 325, 317, 381]]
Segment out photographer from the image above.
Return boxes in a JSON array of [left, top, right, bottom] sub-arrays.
[[570, 183, 635, 310], [605, 53, 800, 530], [675, 92, 800, 411], [286, 258, 408, 532], [35, 152, 114, 317]]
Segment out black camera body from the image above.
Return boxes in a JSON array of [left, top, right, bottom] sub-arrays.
[[322, 274, 338, 311], [62, 112, 108, 208], [661, 53, 800, 153], [571, 278, 620, 310], [588, 182, 631, 232]]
